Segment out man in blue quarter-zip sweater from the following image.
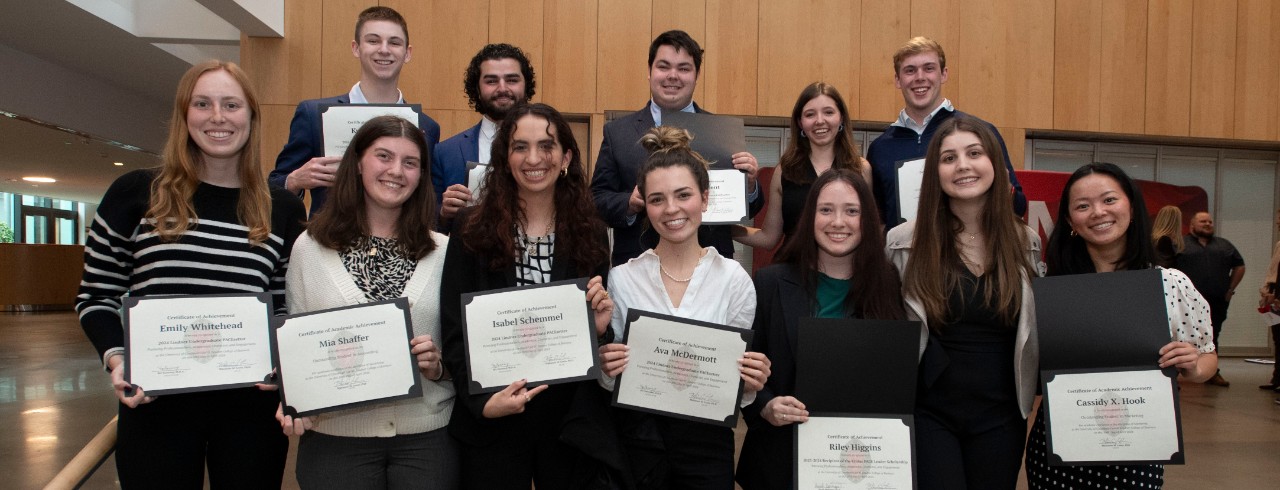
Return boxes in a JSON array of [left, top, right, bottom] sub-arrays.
[[867, 36, 1026, 227]]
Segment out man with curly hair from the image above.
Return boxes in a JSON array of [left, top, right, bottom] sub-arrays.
[[433, 43, 536, 229]]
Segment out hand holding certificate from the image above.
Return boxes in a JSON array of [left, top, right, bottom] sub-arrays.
[[123, 293, 275, 396], [273, 298, 422, 417], [662, 111, 751, 224]]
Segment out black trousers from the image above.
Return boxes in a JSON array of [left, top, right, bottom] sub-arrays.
[[115, 388, 287, 489]]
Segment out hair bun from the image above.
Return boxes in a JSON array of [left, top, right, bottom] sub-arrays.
[[639, 126, 694, 155]]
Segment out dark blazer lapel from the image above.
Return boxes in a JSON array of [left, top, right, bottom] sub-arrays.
[[777, 267, 809, 358], [462, 123, 481, 163], [631, 104, 654, 137]]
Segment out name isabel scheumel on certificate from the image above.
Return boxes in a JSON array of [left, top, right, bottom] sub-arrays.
[[1045, 369, 1180, 464], [275, 298, 419, 416], [614, 310, 750, 426], [795, 415, 915, 490], [463, 280, 598, 393], [124, 293, 274, 395]]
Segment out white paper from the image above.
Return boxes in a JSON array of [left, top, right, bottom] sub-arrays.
[[796, 415, 915, 490], [896, 158, 925, 223], [466, 161, 488, 205], [125, 294, 273, 394], [704, 169, 748, 224], [463, 281, 597, 392], [1044, 369, 1180, 463], [615, 313, 747, 424], [321, 105, 420, 158]]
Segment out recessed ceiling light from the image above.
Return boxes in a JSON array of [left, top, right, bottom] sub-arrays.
[[113, 162, 124, 166], [22, 176, 56, 183]]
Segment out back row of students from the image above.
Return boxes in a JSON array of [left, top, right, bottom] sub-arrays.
[[77, 5, 1217, 490]]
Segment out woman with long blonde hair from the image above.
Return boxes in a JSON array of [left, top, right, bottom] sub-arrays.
[[1151, 205, 1185, 268], [76, 60, 305, 487]]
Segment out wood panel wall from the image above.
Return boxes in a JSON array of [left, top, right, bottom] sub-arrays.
[[0, 244, 84, 306], [242, 0, 1280, 174]]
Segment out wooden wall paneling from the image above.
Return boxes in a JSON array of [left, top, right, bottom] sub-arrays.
[[703, 0, 758, 115], [489, 0, 545, 103], [859, 1, 912, 122], [997, 126, 1026, 170], [568, 120, 590, 178], [239, 0, 322, 106], [757, 0, 861, 117], [321, 0, 368, 98], [909, 0, 964, 106], [542, 0, 598, 113], [383, 0, 488, 112], [652, 0, 707, 107], [0, 244, 84, 306], [258, 104, 297, 177], [1233, 0, 1279, 141], [956, 0, 1054, 129], [596, 0, 651, 112], [1189, 0, 1237, 139], [1052, 0, 1102, 132], [1097, 0, 1147, 134], [1144, 0, 1193, 136]]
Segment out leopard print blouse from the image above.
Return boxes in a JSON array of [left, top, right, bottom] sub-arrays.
[[341, 235, 416, 302]]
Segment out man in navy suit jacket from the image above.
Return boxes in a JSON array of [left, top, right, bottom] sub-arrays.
[[268, 6, 440, 214], [433, 43, 535, 229], [591, 30, 764, 266]]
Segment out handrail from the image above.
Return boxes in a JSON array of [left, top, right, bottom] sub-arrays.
[[44, 416, 117, 490]]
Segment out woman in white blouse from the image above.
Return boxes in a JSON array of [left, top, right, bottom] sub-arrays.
[[597, 126, 771, 489]]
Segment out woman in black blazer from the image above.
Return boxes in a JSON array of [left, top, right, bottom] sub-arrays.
[[439, 103, 623, 489], [736, 169, 906, 490]]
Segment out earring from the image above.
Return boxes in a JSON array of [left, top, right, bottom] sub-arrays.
[[1069, 229, 1077, 237], [561, 166, 568, 177], [799, 130, 807, 139], [839, 124, 845, 132]]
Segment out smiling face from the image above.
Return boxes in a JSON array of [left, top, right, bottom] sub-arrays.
[[648, 44, 698, 111], [644, 166, 708, 246], [813, 181, 863, 261], [477, 57, 527, 120], [352, 19, 411, 82], [799, 94, 843, 148], [894, 50, 948, 117], [936, 130, 994, 204], [508, 114, 571, 199], [359, 136, 421, 214], [1067, 173, 1133, 253], [186, 69, 251, 167]]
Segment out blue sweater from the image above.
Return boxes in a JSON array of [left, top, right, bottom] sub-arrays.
[[865, 109, 1026, 227]]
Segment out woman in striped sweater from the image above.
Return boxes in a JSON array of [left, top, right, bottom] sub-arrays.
[[76, 60, 305, 488]]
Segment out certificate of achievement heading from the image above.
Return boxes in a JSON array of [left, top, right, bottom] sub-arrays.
[[273, 298, 422, 417], [123, 293, 274, 396], [320, 104, 422, 158], [1043, 368, 1184, 465], [795, 414, 917, 490], [703, 169, 748, 225], [462, 279, 600, 394], [612, 309, 751, 427]]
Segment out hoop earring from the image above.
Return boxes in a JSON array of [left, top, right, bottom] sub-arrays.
[[799, 130, 807, 139], [561, 166, 568, 177]]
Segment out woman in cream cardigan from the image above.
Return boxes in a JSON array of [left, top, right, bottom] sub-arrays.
[[279, 115, 457, 489]]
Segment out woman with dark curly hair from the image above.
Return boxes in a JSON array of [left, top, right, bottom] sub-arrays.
[[439, 103, 621, 489]]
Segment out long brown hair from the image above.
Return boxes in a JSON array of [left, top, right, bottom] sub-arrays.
[[775, 169, 904, 320], [903, 115, 1031, 329], [780, 82, 863, 184], [146, 60, 271, 244], [458, 103, 608, 274], [308, 115, 438, 259]]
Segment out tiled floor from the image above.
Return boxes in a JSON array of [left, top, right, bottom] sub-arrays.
[[3, 311, 1277, 489]]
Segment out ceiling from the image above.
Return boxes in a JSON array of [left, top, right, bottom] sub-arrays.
[[0, 0, 281, 205]]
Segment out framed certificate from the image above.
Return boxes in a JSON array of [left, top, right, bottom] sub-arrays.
[[461, 279, 600, 394], [123, 293, 274, 396], [1042, 367, 1184, 465], [895, 157, 925, 225], [795, 413, 917, 490], [703, 169, 748, 224], [320, 103, 422, 158], [612, 309, 752, 427], [273, 298, 423, 417]]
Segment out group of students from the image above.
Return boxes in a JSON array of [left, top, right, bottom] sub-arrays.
[[74, 6, 1221, 490]]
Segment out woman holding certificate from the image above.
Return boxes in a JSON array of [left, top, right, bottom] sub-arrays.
[[75, 60, 304, 487], [732, 82, 872, 251], [1024, 163, 1216, 489], [438, 103, 619, 489], [885, 116, 1040, 490], [277, 115, 458, 488], [597, 126, 772, 489], [736, 168, 905, 489]]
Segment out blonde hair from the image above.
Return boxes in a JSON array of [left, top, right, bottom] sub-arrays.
[[147, 60, 271, 244], [893, 36, 947, 74], [1151, 205, 1185, 254]]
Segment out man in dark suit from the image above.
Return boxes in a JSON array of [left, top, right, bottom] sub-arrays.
[[591, 30, 764, 266], [268, 6, 440, 214], [433, 43, 535, 229]]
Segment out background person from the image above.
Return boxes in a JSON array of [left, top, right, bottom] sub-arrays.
[[1024, 162, 1216, 489], [1151, 205, 1184, 268], [76, 60, 305, 488], [1175, 211, 1245, 387], [736, 169, 904, 490], [278, 116, 458, 489]]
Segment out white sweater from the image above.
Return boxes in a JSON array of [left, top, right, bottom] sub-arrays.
[[285, 231, 455, 437]]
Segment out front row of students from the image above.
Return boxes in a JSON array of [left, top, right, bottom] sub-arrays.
[[78, 60, 1216, 490]]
